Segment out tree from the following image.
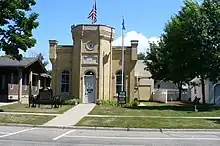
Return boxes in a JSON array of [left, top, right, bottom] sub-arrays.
[[144, 40, 169, 82], [160, 2, 199, 100], [176, 0, 220, 103], [137, 52, 146, 60], [47, 70, 52, 76], [0, 0, 39, 61], [156, 0, 220, 103], [145, 37, 194, 100], [144, 0, 201, 100], [37, 53, 49, 68]]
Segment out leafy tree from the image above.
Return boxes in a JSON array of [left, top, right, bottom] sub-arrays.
[[161, 2, 199, 100], [0, 0, 39, 61], [47, 70, 52, 76], [177, 0, 220, 103], [144, 40, 169, 82], [145, 0, 201, 100], [146, 0, 220, 103], [37, 53, 49, 68], [137, 52, 146, 60]]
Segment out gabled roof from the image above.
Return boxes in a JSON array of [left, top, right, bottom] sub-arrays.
[[0, 56, 47, 73]]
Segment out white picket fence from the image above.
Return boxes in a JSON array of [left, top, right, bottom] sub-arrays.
[[153, 89, 190, 103]]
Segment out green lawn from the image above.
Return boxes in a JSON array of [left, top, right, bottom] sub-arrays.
[[89, 102, 220, 117], [0, 103, 74, 114], [0, 114, 55, 125], [76, 117, 220, 129]]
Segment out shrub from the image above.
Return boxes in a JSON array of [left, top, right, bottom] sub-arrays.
[[64, 98, 79, 105], [97, 100, 118, 106]]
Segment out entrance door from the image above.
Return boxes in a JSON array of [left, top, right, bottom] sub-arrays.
[[214, 84, 220, 105], [84, 71, 96, 103]]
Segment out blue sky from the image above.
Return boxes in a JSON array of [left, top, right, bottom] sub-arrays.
[[22, 0, 184, 69]]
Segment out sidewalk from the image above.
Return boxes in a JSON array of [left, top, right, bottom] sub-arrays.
[[43, 103, 96, 126], [86, 115, 220, 119], [0, 102, 17, 107]]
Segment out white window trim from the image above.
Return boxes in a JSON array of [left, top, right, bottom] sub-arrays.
[[10, 73, 14, 89], [115, 71, 125, 95], [60, 70, 70, 93]]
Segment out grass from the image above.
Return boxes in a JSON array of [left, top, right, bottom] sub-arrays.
[[0, 114, 55, 125], [0, 103, 74, 114], [89, 102, 220, 117], [76, 117, 220, 129]]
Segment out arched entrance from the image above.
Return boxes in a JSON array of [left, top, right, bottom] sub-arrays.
[[214, 84, 220, 105], [84, 70, 96, 103]]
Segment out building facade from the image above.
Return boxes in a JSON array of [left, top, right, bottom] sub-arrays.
[[49, 24, 154, 103]]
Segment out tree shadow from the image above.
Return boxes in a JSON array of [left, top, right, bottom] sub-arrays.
[[207, 119, 220, 124], [124, 102, 219, 112]]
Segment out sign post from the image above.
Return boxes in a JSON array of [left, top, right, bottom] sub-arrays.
[[118, 91, 126, 106]]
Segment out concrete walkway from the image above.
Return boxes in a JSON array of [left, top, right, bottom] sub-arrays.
[[43, 103, 96, 126], [86, 115, 220, 119], [0, 102, 17, 107]]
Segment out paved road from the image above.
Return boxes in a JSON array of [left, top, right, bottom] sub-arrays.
[[0, 126, 220, 145]]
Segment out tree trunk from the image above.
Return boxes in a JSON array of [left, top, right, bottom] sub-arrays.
[[201, 76, 206, 104], [177, 82, 182, 101]]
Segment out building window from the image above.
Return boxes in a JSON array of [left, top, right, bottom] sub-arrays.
[[115, 70, 125, 94], [61, 70, 70, 93]]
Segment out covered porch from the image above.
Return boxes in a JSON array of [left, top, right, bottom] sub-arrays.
[[0, 57, 51, 103]]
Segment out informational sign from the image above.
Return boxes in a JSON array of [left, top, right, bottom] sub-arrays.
[[118, 91, 126, 104], [83, 55, 98, 64]]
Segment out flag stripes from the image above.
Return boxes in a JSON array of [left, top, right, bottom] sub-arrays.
[[88, 0, 97, 24]]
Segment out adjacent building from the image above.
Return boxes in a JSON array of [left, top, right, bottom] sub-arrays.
[[0, 56, 51, 103]]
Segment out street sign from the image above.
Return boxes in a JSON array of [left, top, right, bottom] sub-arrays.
[[118, 91, 126, 104]]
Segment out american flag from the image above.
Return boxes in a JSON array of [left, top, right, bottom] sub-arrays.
[[88, 0, 97, 24]]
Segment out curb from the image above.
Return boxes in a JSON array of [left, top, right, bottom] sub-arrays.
[[1, 123, 220, 132]]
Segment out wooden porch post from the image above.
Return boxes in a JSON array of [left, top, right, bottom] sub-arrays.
[[52, 64, 56, 96], [18, 69, 23, 103], [37, 74, 41, 91], [29, 70, 33, 98], [44, 77, 46, 88]]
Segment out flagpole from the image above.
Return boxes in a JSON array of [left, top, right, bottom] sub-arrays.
[[121, 16, 125, 92]]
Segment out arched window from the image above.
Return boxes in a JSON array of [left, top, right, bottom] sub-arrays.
[[61, 70, 70, 93], [115, 70, 125, 94]]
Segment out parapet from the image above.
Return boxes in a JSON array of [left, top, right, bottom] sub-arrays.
[[71, 24, 115, 42]]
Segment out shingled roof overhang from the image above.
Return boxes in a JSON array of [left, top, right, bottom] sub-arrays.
[[0, 56, 47, 73]]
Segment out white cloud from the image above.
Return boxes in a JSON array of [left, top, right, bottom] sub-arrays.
[[113, 31, 159, 53]]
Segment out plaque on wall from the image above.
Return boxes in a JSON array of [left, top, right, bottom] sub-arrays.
[[83, 55, 98, 64]]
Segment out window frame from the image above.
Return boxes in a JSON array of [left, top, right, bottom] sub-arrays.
[[60, 70, 70, 93], [115, 70, 125, 94]]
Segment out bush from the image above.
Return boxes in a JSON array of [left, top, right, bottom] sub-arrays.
[[64, 99, 79, 105], [97, 100, 118, 106]]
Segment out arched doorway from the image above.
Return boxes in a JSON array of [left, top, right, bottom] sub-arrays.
[[84, 70, 96, 103], [214, 84, 220, 105]]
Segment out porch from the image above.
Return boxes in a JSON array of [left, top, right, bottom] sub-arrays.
[[0, 57, 51, 103]]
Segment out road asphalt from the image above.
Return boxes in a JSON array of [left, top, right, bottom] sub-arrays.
[[0, 126, 220, 146]]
